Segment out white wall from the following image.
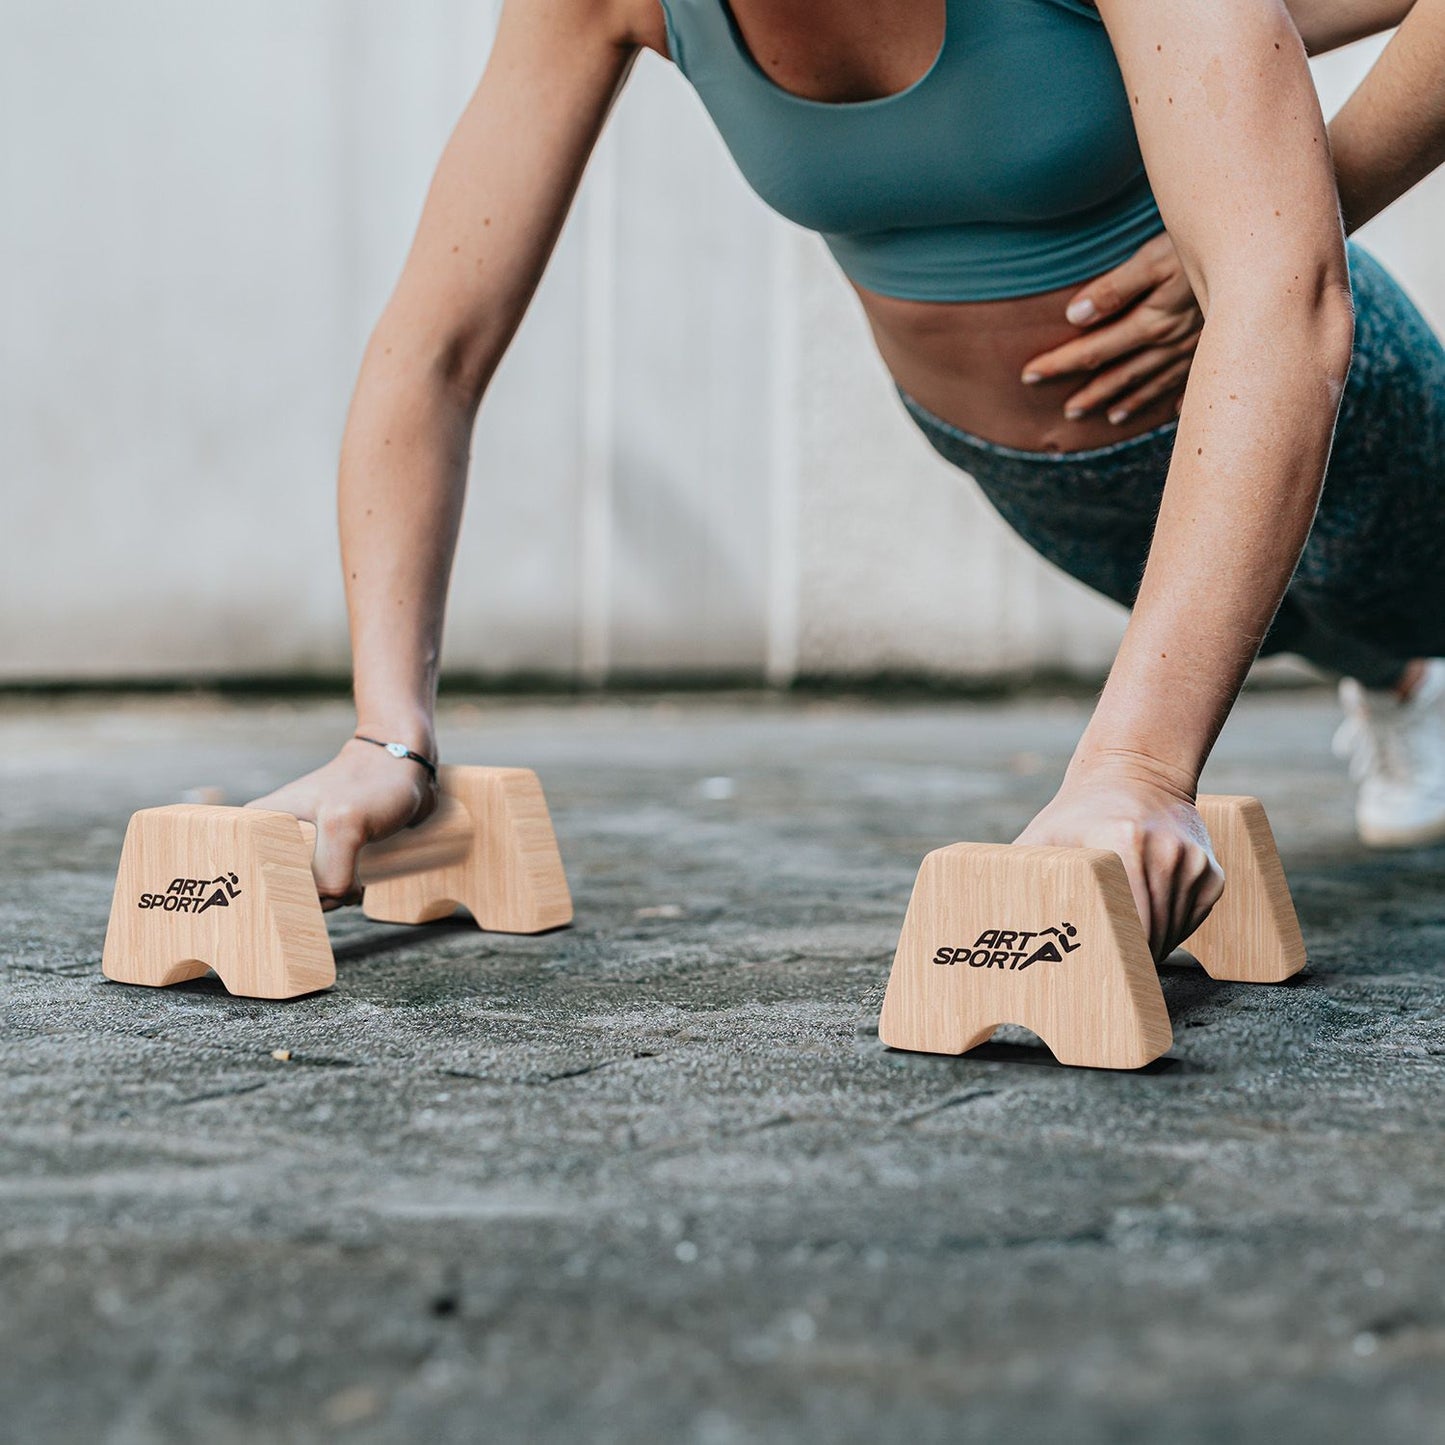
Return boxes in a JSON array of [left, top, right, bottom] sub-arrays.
[[1, 7, 1438, 684]]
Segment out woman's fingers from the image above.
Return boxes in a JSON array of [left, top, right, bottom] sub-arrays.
[[310, 804, 368, 909], [1151, 832, 1226, 961], [1024, 235, 1192, 382], [1161, 838, 1196, 959], [1116, 823, 1226, 962], [1022, 308, 1168, 384], [1023, 235, 1203, 413], [1096, 356, 1195, 426], [1061, 345, 1193, 420], [1184, 847, 1227, 946], [1147, 839, 1177, 961], [1061, 247, 1160, 327], [1170, 815, 1225, 956]]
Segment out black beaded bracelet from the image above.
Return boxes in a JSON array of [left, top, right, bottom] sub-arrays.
[[352, 734, 439, 786]]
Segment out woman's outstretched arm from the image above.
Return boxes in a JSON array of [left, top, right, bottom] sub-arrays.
[[1289, 0, 1415, 55], [1328, 0, 1445, 230], [1015, 0, 1356, 960], [248, 0, 643, 904]]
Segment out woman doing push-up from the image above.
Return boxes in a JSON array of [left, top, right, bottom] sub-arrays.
[[252, 0, 1445, 964]]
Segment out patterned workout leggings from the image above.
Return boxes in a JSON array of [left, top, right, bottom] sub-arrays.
[[896, 238, 1445, 689]]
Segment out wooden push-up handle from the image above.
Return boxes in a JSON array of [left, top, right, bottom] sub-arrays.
[[878, 794, 1306, 1070], [100, 765, 572, 999]]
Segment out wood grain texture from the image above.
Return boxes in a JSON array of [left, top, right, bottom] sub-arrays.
[[1181, 795, 1307, 983], [100, 804, 334, 999], [361, 767, 573, 932], [879, 841, 1173, 1070], [100, 766, 573, 999], [878, 794, 1306, 1070]]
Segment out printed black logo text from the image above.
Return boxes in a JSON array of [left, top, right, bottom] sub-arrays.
[[932, 923, 1081, 971], [137, 873, 243, 914]]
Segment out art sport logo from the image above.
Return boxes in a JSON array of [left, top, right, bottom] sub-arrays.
[[137, 873, 244, 914], [931, 922, 1082, 971]]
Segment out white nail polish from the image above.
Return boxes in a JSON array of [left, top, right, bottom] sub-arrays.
[[1067, 299, 1096, 324]]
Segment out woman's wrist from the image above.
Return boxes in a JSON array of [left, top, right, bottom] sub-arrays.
[[1064, 742, 1201, 803], [1071, 667, 1213, 799], [351, 706, 438, 760]]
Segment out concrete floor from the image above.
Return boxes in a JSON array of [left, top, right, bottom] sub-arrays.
[[2, 689, 1443, 1444]]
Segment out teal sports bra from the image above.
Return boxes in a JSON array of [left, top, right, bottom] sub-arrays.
[[657, 0, 1167, 301]]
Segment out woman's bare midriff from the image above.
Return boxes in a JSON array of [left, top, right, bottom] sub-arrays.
[[854, 276, 1181, 453]]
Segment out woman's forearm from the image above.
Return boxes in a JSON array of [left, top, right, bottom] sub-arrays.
[[1328, 0, 1445, 233], [339, 319, 486, 755], [1072, 285, 1355, 791], [1289, 0, 1414, 54]]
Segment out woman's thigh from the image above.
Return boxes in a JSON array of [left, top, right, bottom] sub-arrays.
[[1289, 241, 1445, 655]]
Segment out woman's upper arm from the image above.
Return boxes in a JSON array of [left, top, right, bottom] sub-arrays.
[[379, 0, 642, 388], [1093, 0, 1350, 313]]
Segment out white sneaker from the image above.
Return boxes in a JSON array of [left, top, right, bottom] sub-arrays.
[[1331, 658, 1445, 848]]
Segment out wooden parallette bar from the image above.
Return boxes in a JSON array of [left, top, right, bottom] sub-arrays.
[[100, 765, 573, 1000], [877, 794, 1306, 1070]]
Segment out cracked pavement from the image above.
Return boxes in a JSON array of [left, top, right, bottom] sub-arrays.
[[2, 689, 1443, 1443]]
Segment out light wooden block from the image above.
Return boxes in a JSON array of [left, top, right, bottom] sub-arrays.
[[100, 803, 336, 999], [1183, 795, 1306, 983], [360, 766, 573, 933], [101, 765, 572, 999], [878, 793, 1305, 1070], [879, 840, 1172, 1069]]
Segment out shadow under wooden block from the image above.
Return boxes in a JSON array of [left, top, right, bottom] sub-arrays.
[[1181, 795, 1306, 983], [360, 765, 572, 933], [878, 794, 1306, 1070], [101, 804, 334, 1000]]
